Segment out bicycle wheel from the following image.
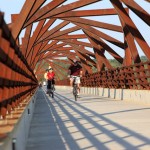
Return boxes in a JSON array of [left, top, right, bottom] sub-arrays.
[[73, 85, 77, 101], [51, 91, 54, 98]]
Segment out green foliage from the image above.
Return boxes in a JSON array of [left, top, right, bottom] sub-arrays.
[[141, 56, 147, 62], [38, 56, 148, 81], [109, 59, 121, 68]]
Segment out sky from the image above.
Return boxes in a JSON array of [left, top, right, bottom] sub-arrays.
[[0, 0, 150, 59]]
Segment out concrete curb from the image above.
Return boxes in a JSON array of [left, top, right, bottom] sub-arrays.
[[55, 86, 150, 105], [0, 89, 38, 150]]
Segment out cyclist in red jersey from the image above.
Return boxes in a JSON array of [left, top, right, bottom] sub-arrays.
[[44, 66, 55, 92]]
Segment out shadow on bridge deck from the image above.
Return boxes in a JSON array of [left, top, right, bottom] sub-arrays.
[[26, 88, 150, 150]]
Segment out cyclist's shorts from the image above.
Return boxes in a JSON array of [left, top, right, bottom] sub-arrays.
[[70, 76, 80, 84]]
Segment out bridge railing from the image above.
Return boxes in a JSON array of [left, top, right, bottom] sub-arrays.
[[56, 61, 150, 90], [0, 13, 38, 119]]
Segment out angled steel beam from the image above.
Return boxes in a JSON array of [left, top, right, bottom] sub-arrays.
[[36, 20, 70, 44], [120, 16, 141, 64], [73, 22, 125, 49], [85, 32, 112, 71], [25, 0, 65, 27], [61, 17, 123, 32], [52, 8, 129, 18], [121, 0, 150, 26], [83, 29, 123, 64], [110, 0, 150, 59], [11, 0, 36, 39], [38, 0, 101, 20]]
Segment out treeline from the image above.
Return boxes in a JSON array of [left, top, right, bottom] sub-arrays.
[[40, 56, 148, 81]]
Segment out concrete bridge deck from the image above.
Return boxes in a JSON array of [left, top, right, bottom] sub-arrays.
[[26, 88, 150, 150]]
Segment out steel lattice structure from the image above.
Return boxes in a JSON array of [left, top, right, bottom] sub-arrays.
[[9, 0, 150, 80], [0, 0, 150, 119]]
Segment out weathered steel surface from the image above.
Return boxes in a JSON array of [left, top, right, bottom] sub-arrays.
[[0, 13, 37, 119]]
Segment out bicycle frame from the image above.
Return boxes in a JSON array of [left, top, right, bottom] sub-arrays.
[[72, 76, 79, 101], [47, 80, 54, 98]]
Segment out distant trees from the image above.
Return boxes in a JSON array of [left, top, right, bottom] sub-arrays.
[[39, 56, 148, 81]]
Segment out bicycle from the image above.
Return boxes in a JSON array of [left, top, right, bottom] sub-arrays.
[[71, 76, 80, 101], [47, 80, 55, 98]]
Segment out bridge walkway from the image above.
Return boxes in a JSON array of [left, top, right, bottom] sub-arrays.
[[26, 88, 150, 150]]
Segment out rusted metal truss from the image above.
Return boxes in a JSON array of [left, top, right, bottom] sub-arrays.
[[0, 13, 37, 119], [8, 0, 149, 76], [0, 0, 150, 119]]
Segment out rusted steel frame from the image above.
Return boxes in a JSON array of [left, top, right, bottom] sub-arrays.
[[53, 64, 66, 79], [67, 56, 76, 64], [76, 45, 96, 67], [38, 0, 101, 21], [0, 54, 36, 118], [53, 8, 128, 18], [21, 24, 33, 58], [27, 44, 40, 67], [49, 62, 68, 73], [35, 68, 45, 76], [34, 19, 56, 43], [26, 0, 46, 22], [38, 51, 53, 62], [121, 0, 150, 26], [38, 40, 58, 55], [56, 47, 73, 51], [66, 44, 94, 73], [133, 64, 148, 89], [61, 17, 122, 32], [60, 38, 93, 48], [36, 21, 70, 45], [83, 29, 123, 63], [136, 63, 149, 89], [74, 49, 93, 74], [55, 78, 70, 86], [50, 61, 69, 73], [0, 38, 33, 84], [44, 42, 67, 52], [39, 44, 69, 57], [43, 26, 81, 43], [52, 59, 70, 65], [124, 62, 149, 89], [60, 38, 95, 58], [85, 32, 112, 71], [110, 0, 150, 59], [125, 66, 137, 89], [30, 43, 43, 68], [38, 50, 66, 61], [53, 34, 87, 40], [53, 67, 62, 81], [120, 17, 141, 64], [34, 61, 46, 74], [27, 41, 48, 68], [11, 0, 37, 39], [32, 51, 46, 68], [25, 19, 46, 59], [0, 15, 37, 118], [123, 41, 132, 66], [74, 22, 125, 49], [25, 0, 65, 27], [62, 40, 96, 66]]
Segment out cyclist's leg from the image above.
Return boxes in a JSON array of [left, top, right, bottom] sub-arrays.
[[52, 79, 55, 91], [47, 80, 51, 94], [76, 77, 80, 95], [70, 77, 74, 91], [70, 78, 73, 86]]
